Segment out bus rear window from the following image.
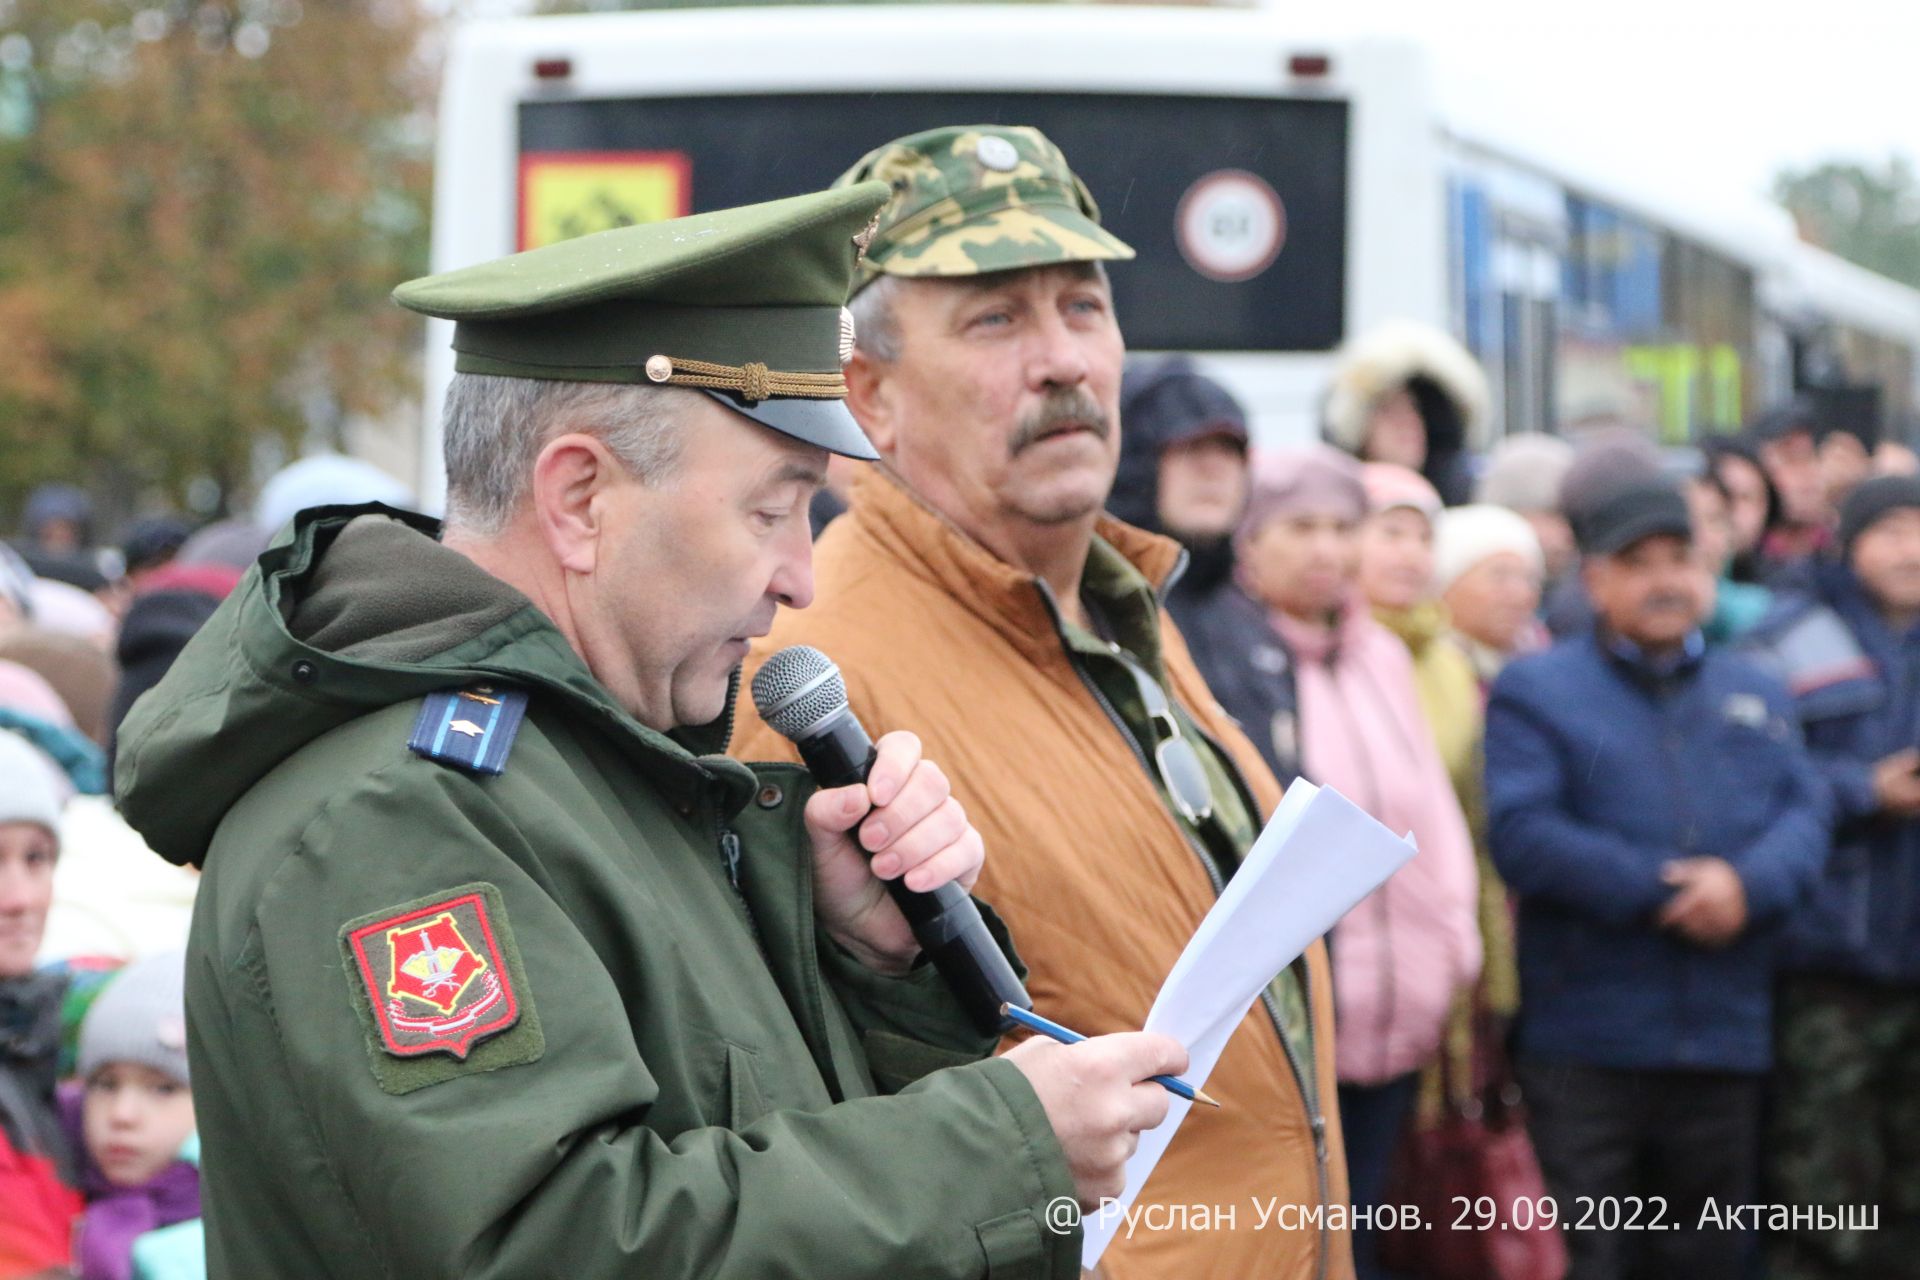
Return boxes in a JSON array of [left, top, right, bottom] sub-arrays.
[[519, 91, 1348, 353]]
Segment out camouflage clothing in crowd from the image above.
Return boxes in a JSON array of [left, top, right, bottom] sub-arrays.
[[1769, 975, 1920, 1279]]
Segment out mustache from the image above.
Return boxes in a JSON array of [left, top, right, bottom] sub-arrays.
[[1009, 389, 1111, 455], [1639, 591, 1696, 613]]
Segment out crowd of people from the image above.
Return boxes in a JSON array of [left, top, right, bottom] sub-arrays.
[[1, 124, 1917, 1280], [1095, 331, 1920, 1280], [1, 457, 414, 1280]]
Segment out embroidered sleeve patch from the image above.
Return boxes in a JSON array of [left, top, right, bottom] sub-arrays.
[[339, 883, 543, 1094]]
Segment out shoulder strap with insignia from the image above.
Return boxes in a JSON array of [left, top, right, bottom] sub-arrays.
[[408, 683, 529, 776]]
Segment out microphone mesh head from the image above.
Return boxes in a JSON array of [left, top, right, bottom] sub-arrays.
[[751, 645, 848, 741]]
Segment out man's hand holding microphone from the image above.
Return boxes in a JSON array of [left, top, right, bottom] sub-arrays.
[[760, 646, 1190, 1211]]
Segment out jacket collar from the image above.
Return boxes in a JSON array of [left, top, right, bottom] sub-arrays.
[[120, 504, 757, 870], [845, 465, 1186, 663], [269, 506, 745, 761], [1452, 630, 1510, 685], [1819, 557, 1920, 654], [0, 971, 66, 1067], [1269, 593, 1368, 665], [1597, 625, 1706, 683], [1373, 600, 1449, 654], [1171, 534, 1237, 597]]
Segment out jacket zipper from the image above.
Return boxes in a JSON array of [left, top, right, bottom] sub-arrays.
[[1037, 576, 1331, 1280], [710, 812, 764, 953]]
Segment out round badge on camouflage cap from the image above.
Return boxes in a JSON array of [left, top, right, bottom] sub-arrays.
[[833, 124, 1134, 292], [392, 183, 893, 460], [976, 135, 1019, 172]]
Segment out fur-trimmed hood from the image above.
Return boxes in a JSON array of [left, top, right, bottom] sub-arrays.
[[1322, 320, 1491, 458]]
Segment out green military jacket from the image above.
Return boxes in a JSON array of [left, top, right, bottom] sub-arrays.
[[115, 507, 1076, 1279]]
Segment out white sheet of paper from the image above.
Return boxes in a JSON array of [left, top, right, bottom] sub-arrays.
[[1081, 781, 1416, 1268]]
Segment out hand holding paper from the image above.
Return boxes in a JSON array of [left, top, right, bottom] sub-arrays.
[[1080, 781, 1415, 1268]]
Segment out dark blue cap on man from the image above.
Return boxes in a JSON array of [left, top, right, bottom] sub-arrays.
[[1573, 479, 1692, 557]]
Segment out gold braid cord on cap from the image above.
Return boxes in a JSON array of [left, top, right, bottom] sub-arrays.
[[644, 355, 846, 403]]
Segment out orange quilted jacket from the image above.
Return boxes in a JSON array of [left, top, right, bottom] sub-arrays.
[[733, 468, 1354, 1280]]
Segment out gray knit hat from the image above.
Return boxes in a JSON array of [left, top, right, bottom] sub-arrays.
[[79, 949, 189, 1085], [1476, 433, 1576, 514], [0, 729, 63, 841]]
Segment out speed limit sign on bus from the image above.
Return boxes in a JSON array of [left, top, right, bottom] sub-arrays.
[[1176, 169, 1288, 283]]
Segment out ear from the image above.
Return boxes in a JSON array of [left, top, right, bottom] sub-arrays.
[[843, 349, 897, 457], [530, 432, 620, 575]]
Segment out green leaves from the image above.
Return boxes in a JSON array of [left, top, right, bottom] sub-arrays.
[[1775, 156, 1920, 292]]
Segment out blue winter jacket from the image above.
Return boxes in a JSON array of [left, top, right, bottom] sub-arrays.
[[1485, 630, 1829, 1073], [1744, 559, 1920, 984]]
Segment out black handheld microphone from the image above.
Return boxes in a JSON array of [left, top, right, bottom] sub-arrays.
[[751, 645, 1032, 1036]]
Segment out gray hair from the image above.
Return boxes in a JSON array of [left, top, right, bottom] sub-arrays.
[[440, 373, 693, 537], [847, 274, 906, 364]]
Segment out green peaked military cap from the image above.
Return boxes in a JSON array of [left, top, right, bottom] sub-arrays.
[[835, 124, 1134, 294], [393, 182, 893, 460]]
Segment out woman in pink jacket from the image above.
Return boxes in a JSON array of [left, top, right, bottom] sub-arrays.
[[1239, 444, 1482, 1279]]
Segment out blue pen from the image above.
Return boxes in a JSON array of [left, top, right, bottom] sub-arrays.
[[1001, 1003, 1220, 1108]]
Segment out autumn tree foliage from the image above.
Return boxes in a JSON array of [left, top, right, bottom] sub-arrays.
[[1775, 155, 1920, 292], [0, 0, 432, 514]]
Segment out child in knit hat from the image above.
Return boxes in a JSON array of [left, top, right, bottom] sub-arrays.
[[66, 949, 202, 1280]]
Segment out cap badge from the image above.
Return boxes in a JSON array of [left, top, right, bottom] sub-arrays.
[[976, 135, 1019, 172], [838, 307, 857, 366], [852, 210, 881, 259]]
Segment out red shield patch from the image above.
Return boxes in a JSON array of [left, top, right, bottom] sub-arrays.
[[346, 890, 520, 1059]]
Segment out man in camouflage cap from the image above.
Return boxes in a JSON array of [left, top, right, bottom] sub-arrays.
[[115, 182, 1185, 1278], [734, 126, 1356, 1279], [845, 124, 1132, 285]]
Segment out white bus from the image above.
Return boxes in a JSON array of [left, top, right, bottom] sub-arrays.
[[420, 5, 1920, 505]]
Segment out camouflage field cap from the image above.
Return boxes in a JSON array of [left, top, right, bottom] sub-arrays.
[[835, 125, 1134, 292], [392, 182, 892, 460]]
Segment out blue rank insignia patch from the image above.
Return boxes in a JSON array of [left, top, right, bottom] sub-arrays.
[[408, 683, 529, 776]]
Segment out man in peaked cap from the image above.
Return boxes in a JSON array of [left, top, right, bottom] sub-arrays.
[[113, 184, 1183, 1278], [732, 126, 1355, 1279]]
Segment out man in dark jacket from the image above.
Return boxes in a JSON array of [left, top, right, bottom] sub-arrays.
[[114, 187, 1182, 1279], [1485, 478, 1828, 1280], [1752, 400, 1835, 578], [1760, 475, 1920, 1279], [1111, 355, 1301, 783]]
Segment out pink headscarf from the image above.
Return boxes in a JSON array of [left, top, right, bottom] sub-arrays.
[[1360, 463, 1442, 524], [1238, 444, 1369, 546], [0, 658, 75, 728]]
